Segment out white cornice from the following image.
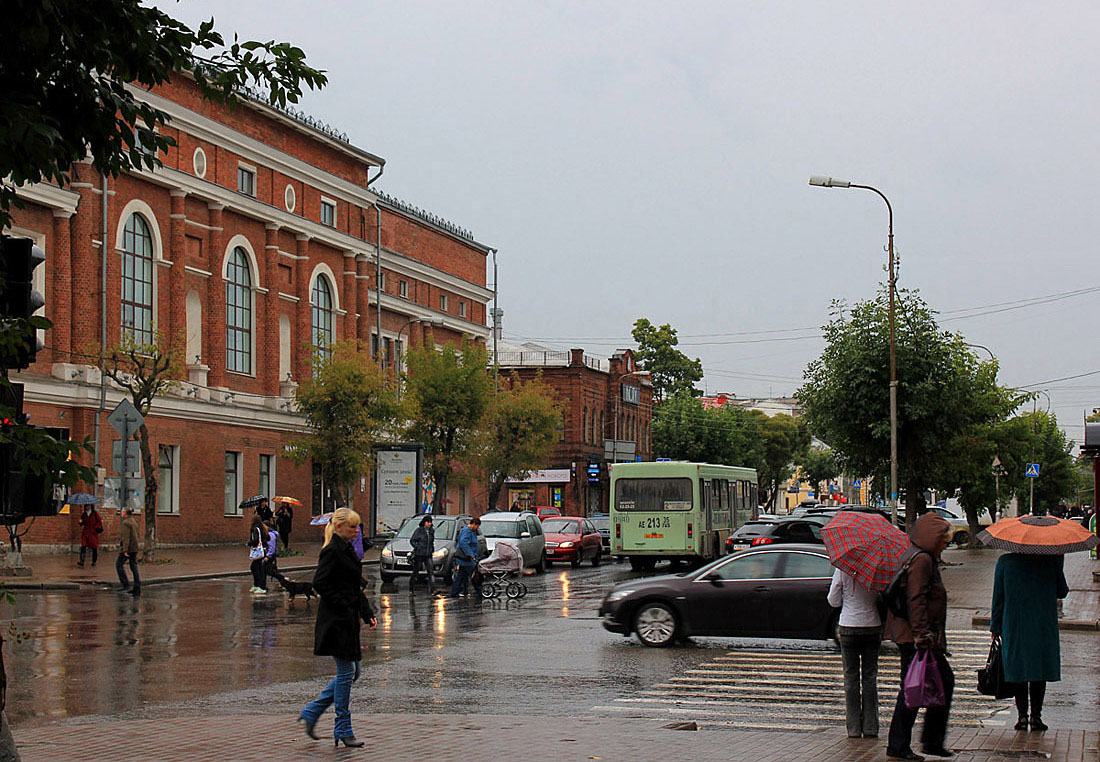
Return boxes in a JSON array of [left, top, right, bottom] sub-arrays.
[[132, 86, 381, 210], [367, 292, 490, 339], [13, 183, 80, 215], [378, 247, 493, 302]]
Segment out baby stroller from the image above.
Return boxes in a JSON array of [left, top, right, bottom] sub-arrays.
[[477, 539, 527, 599]]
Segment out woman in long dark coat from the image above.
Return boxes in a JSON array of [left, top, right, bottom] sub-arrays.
[[298, 508, 377, 748], [990, 553, 1069, 731]]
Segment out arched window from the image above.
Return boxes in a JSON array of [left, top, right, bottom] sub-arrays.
[[120, 213, 154, 343], [225, 247, 252, 373], [311, 274, 334, 362]]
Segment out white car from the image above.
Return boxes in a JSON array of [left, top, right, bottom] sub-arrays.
[[478, 512, 547, 573], [931, 506, 991, 546]]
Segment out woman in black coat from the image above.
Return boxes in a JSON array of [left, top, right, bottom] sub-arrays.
[[298, 508, 377, 748]]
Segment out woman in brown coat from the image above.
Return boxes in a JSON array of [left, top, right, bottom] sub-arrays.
[[297, 508, 376, 748], [886, 512, 954, 761]]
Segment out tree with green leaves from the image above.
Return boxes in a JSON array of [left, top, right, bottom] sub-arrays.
[[289, 340, 399, 511], [404, 340, 492, 511], [102, 331, 182, 561], [799, 289, 1006, 528], [759, 413, 811, 510], [799, 447, 841, 501], [631, 319, 703, 402], [477, 375, 562, 511], [651, 393, 765, 471]]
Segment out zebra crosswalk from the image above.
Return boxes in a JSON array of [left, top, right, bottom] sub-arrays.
[[593, 629, 1016, 731]]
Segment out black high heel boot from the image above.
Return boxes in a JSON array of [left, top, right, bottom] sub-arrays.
[[1029, 716, 1048, 732], [1014, 715, 1029, 731], [335, 737, 365, 748]]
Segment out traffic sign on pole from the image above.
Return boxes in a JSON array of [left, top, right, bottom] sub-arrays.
[[111, 440, 141, 474], [1025, 463, 1041, 478], [107, 399, 144, 435]]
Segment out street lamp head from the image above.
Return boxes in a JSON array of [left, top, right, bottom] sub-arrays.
[[809, 175, 851, 188]]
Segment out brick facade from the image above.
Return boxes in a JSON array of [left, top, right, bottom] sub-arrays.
[[7, 75, 492, 549], [495, 347, 653, 517]]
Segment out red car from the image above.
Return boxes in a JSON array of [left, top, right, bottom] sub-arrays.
[[534, 506, 562, 520], [542, 517, 603, 568]]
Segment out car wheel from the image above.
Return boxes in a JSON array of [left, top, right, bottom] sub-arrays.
[[545, 559, 554, 568], [570, 553, 581, 569], [534, 552, 547, 574], [380, 572, 395, 584], [634, 602, 679, 647], [954, 531, 970, 547], [591, 550, 601, 567]]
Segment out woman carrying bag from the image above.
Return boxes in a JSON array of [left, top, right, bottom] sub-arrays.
[[298, 508, 377, 748]]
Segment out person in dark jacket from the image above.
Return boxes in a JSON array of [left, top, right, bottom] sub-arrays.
[[885, 512, 954, 761], [991, 552, 1069, 731], [449, 517, 481, 598], [409, 515, 437, 595], [298, 508, 377, 748], [275, 501, 293, 550], [248, 509, 270, 594], [77, 505, 103, 567], [115, 507, 141, 596]]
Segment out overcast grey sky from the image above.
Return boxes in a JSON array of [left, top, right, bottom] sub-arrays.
[[160, 1, 1099, 443]]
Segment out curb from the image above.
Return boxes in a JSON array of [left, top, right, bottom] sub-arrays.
[[972, 614, 1099, 631], [5, 559, 378, 591]]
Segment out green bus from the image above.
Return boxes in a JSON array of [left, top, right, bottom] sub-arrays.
[[609, 461, 758, 571]]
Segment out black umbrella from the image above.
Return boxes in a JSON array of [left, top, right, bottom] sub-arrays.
[[239, 494, 268, 509]]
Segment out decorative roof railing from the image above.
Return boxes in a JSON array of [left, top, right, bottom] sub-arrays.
[[375, 190, 477, 243], [495, 350, 610, 372], [235, 84, 352, 144]]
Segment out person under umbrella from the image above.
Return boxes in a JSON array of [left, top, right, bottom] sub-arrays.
[[71, 495, 103, 568], [982, 515, 1097, 732]]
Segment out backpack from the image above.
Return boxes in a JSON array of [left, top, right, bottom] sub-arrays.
[[879, 548, 928, 620]]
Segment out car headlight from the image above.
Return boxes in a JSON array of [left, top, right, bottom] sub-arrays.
[[605, 588, 634, 603], [560, 541, 574, 548], [381, 546, 393, 558], [432, 548, 448, 560]]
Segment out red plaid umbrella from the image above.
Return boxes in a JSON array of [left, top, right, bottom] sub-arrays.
[[820, 510, 912, 592]]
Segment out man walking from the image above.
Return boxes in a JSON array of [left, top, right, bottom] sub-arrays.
[[116, 507, 141, 596], [409, 515, 437, 595], [450, 517, 480, 598]]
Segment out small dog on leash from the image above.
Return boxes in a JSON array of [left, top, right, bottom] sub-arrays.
[[275, 574, 315, 601]]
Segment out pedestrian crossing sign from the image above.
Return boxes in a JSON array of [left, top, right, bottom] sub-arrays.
[[1025, 463, 1040, 478]]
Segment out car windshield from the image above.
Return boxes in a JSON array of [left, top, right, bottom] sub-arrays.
[[480, 520, 522, 539], [394, 518, 457, 540], [542, 519, 580, 534], [591, 517, 609, 531]]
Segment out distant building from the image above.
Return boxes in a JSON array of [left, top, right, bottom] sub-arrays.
[[699, 394, 802, 418], [492, 340, 653, 516]]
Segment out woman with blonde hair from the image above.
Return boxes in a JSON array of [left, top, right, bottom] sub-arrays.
[[298, 508, 377, 748]]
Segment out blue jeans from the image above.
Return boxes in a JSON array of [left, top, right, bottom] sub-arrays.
[[300, 658, 361, 739]]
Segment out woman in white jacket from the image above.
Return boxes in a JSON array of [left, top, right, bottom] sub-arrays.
[[828, 568, 883, 738]]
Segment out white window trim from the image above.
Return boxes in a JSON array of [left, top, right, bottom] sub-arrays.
[[115, 199, 164, 337], [157, 444, 181, 515], [320, 196, 337, 227], [260, 453, 276, 498], [439, 293, 448, 311], [224, 451, 243, 516], [458, 300, 467, 318], [398, 279, 408, 298], [237, 162, 257, 196], [192, 147, 208, 178], [308, 263, 343, 313], [284, 184, 296, 212], [222, 235, 261, 377]]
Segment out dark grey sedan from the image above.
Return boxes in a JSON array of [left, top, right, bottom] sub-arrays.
[[598, 544, 838, 647]]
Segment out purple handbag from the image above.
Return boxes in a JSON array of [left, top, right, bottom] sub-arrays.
[[904, 650, 946, 709]]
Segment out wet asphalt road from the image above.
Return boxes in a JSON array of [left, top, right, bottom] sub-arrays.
[[7, 558, 1098, 731]]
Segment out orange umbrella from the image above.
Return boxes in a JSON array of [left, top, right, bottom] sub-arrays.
[[977, 515, 1099, 554], [272, 496, 302, 507]]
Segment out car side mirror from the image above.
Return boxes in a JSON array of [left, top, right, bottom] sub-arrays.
[[520, 531, 531, 538], [703, 572, 723, 586]]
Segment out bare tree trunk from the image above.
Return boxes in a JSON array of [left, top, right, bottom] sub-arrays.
[[137, 423, 157, 561]]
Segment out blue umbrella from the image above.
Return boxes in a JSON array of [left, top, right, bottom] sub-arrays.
[[66, 493, 99, 505]]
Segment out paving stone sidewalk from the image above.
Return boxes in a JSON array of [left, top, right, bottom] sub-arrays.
[[13, 712, 1098, 762], [3, 543, 381, 590]]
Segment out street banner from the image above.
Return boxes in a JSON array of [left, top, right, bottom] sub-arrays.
[[373, 445, 422, 536]]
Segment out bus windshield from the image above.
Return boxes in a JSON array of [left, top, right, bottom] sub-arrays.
[[615, 478, 693, 511]]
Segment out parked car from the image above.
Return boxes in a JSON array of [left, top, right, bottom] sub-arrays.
[[542, 517, 603, 568], [930, 505, 991, 546], [589, 513, 611, 555], [535, 506, 562, 520], [725, 519, 778, 552], [726, 518, 825, 549], [378, 514, 487, 584], [599, 544, 837, 647], [804, 505, 900, 528], [478, 512, 547, 573]]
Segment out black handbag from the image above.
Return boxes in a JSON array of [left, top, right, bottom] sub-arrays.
[[977, 636, 1014, 699]]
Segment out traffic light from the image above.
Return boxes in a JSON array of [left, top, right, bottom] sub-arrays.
[[0, 382, 53, 522], [0, 235, 47, 371]]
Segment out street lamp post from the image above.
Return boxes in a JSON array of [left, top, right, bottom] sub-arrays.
[[810, 175, 899, 526]]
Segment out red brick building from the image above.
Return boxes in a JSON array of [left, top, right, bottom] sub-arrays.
[[8, 76, 492, 549], [494, 342, 653, 516]]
